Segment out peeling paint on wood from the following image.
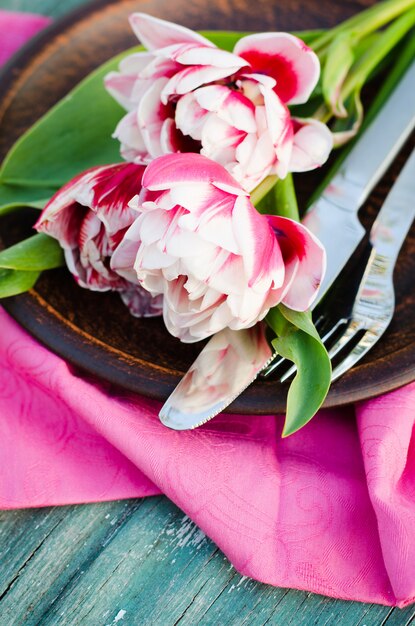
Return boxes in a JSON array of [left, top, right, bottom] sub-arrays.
[[1, 498, 415, 625]]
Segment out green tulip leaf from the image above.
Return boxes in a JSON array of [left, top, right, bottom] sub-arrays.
[[322, 33, 354, 117], [0, 268, 41, 298], [0, 233, 64, 272], [0, 183, 55, 216], [266, 305, 331, 437], [331, 90, 364, 146], [0, 51, 129, 190]]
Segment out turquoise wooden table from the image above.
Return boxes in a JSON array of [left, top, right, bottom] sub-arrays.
[[1, 1, 415, 624]]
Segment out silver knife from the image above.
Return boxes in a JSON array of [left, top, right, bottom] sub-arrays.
[[159, 325, 273, 430], [159, 60, 415, 430], [328, 147, 415, 381], [302, 58, 415, 298]]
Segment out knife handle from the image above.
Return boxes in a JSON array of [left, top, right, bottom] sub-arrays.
[[370, 148, 415, 264], [326, 60, 415, 211]]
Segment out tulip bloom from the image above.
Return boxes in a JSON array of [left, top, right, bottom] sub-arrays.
[[35, 163, 163, 317], [111, 154, 326, 342], [105, 14, 333, 192]]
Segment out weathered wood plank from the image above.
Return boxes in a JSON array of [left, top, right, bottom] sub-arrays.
[[1, 497, 415, 625], [0, 0, 88, 17], [0, 499, 149, 625], [43, 500, 231, 625], [381, 605, 415, 626], [0, 506, 67, 597]]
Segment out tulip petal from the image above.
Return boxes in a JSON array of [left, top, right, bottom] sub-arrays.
[[195, 85, 256, 133], [160, 117, 201, 154], [234, 32, 320, 105], [227, 289, 268, 325], [261, 86, 292, 148], [162, 65, 242, 100], [169, 181, 222, 215], [162, 278, 233, 341], [232, 196, 285, 292], [196, 211, 240, 255], [240, 72, 276, 91], [113, 111, 148, 163], [104, 72, 139, 111], [166, 229, 213, 258], [118, 51, 154, 75], [36, 164, 144, 242], [175, 92, 209, 140], [162, 325, 272, 409], [89, 163, 146, 231], [175, 45, 247, 69], [233, 131, 275, 191], [261, 86, 293, 178], [129, 13, 213, 50], [200, 116, 244, 166], [142, 153, 245, 194], [136, 242, 177, 272], [289, 118, 333, 172], [120, 287, 163, 318], [207, 254, 248, 295], [137, 54, 180, 80], [267, 215, 326, 311], [138, 77, 172, 157], [110, 221, 142, 284], [160, 118, 177, 152]]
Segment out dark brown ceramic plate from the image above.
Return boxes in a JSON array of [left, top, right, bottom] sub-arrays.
[[0, 0, 414, 413]]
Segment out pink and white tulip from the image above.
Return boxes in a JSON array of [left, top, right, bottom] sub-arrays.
[[111, 154, 326, 342], [105, 14, 246, 163], [35, 163, 163, 317], [105, 13, 332, 191]]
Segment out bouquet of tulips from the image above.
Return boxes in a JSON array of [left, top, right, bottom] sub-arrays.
[[0, 0, 414, 435]]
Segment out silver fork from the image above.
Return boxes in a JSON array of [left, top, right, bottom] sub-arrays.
[[272, 147, 415, 385]]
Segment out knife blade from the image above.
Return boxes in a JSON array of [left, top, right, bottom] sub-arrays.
[[302, 58, 415, 298], [159, 325, 273, 430], [327, 147, 415, 382], [159, 60, 415, 430]]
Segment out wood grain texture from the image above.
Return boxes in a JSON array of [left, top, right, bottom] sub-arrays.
[[1, 1, 415, 624], [1, 497, 415, 625], [0, 0, 88, 15], [0, 0, 414, 414]]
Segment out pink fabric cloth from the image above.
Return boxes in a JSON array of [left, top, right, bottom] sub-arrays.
[[0, 10, 50, 65], [1, 10, 415, 608]]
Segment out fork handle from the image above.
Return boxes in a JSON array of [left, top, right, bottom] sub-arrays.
[[262, 149, 415, 380]]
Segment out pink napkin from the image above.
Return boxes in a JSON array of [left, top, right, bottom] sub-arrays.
[[1, 11, 415, 608], [0, 10, 50, 65]]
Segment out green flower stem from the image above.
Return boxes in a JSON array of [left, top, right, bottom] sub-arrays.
[[251, 174, 299, 221], [307, 32, 415, 207], [312, 0, 415, 54], [273, 174, 300, 221], [312, 9, 415, 127], [250, 175, 278, 206], [310, 101, 331, 124], [341, 7, 415, 101]]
